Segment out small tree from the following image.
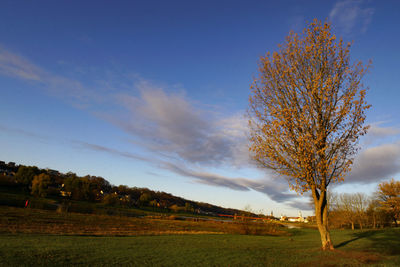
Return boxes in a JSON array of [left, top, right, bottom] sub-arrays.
[[376, 178, 400, 226], [353, 193, 369, 230], [185, 202, 194, 213], [64, 175, 88, 200], [249, 19, 370, 250], [169, 204, 181, 213], [15, 166, 40, 190], [335, 193, 359, 230], [103, 193, 119, 206], [139, 192, 152, 206], [31, 173, 51, 197], [366, 198, 382, 229]]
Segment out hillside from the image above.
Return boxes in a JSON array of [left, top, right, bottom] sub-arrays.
[[0, 160, 267, 219]]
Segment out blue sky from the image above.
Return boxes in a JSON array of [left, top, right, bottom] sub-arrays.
[[1, 0, 400, 216]]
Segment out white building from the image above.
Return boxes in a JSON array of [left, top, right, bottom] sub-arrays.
[[287, 211, 307, 222]]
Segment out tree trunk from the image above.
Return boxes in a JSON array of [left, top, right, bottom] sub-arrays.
[[373, 215, 376, 229], [314, 190, 334, 251], [351, 221, 354, 230]]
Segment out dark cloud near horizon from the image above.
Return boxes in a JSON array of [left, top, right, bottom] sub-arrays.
[[346, 143, 400, 184], [162, 162, 302, 204], [163, 162, 251, 191]]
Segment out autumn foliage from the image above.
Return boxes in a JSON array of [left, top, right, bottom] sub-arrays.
[[249, 19, 370, 250], [377, 179, 400, 226]]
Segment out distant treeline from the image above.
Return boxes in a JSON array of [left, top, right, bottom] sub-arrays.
[[0, 160, 251, 217]]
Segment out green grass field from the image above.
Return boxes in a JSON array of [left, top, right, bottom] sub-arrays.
[[1, 205, 400, 266], [1, 228, 400, 266]]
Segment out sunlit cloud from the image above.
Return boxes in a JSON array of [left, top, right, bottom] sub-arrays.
[[368, 122, 400, 138], [109, 81, 251, 167]]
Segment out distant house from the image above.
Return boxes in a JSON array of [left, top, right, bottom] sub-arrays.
[[0, 162, 16, 176], [288, 216, 304, 222], [284, 211, 308, 223]]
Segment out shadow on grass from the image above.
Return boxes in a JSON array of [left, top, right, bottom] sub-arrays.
[[334, 230, 378, 248], [335, 228, 400, 255]]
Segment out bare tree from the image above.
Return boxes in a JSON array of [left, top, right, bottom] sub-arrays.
[[366, 198, 380, 229], [337, 193, 357, 230], [334, 193, 368, 230], [353, 193, 369, 230]]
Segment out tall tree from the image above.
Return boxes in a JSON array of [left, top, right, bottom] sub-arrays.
[[376, 178, 400, 226], [248, 19, 370, 250]]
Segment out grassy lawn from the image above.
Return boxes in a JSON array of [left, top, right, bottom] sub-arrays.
[[1, 228, 399, 266], [1, 205, 399, 266]]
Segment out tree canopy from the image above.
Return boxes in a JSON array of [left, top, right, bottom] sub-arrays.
[[248, 19, 370, 250], [377, 178, 400, 226]]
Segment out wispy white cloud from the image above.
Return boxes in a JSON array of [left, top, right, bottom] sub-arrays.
[[74, 141, 151, 162], [0, 124, 149, 162], [362, 122, 400, 146], [287, 15, 305, 33], [368, 122, 400, 138], [108, 80, 251, 167], [0, 45, 102, 107], [0, 125, 49, 141], [0, 46, 43, 81], [329, 0, 374, 34]]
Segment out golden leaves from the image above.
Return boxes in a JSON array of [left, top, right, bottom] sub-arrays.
[[248, 19, 370, 194], [377, 179, 400, 220]]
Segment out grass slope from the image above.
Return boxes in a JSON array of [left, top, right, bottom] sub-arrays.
[[0, 206, 281, 236]]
